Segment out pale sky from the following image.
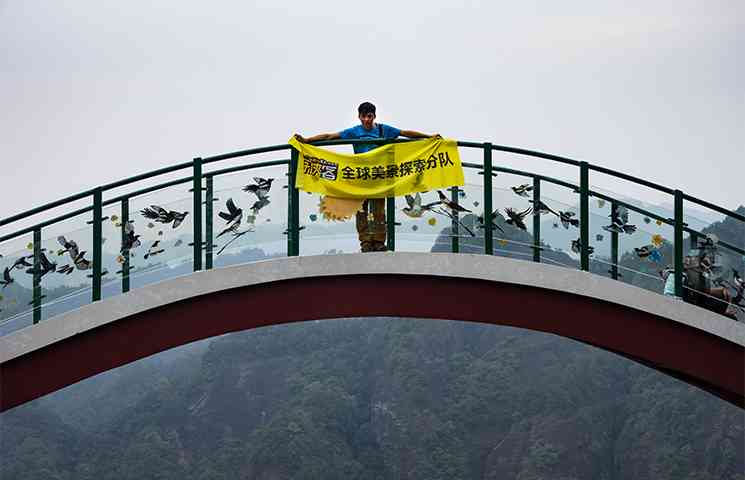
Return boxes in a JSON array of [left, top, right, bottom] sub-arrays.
[[1, 1, 743, 232]]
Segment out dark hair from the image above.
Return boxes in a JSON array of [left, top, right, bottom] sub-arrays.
[[358, 102, 376, 116]]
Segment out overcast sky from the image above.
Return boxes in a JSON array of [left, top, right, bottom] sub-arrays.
[[1, 1, 743, 229]]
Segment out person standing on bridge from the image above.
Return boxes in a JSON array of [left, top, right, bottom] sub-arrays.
[[294, 101, 439, 253]]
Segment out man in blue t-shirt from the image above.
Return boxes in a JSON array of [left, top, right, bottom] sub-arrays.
[[295, 101, 438, 252]]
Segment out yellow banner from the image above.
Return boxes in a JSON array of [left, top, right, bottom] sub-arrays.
[[288, 137, 464, 199]]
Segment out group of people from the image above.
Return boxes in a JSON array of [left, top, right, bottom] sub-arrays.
[[662, 237, 744, 320]]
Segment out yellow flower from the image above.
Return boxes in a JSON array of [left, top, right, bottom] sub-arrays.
[[651, 234, 664, 247], [656, 219, 663, 226], [116, 255, 125, 264], [498, 239, 508, 246], [110, 215, 119, 223], [26, 242, 33, 250], [427, 217, 436, 226]]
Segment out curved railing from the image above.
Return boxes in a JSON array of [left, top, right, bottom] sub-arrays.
[[0, 139, 743, 332]]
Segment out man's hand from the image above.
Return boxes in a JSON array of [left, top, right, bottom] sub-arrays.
[[294, 133, 307, 143]]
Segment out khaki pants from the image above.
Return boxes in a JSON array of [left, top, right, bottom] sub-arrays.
[[356, 198, 386, 251]]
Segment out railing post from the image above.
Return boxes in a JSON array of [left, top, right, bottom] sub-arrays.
[[287, 148, 300, 256], [483, 143, 493, 255], [192, 157, 203, 271], [386, 197, 396, 251], [579, 161, 590, 271], [205, 175, 214, 270], [121, 198, 130, 293], [532, 177, 541, 263], [32, 227, 42, 323], [92, 187, 103, 301], [449, 187, 460, 253], [674, 189, 684, 298], [610, 201, 619, 280]]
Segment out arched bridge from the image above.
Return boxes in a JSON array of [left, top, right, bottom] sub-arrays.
[[1, 138, 743, 412], [1, 253, 743, 412]]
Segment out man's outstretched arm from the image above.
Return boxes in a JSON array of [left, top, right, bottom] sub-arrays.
[[399, 129, 441, 139], [294, 132, 341, 143]]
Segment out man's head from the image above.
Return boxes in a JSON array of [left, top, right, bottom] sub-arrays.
[[358, 101, 376, 129]]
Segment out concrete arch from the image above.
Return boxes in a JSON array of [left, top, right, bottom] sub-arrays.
[[1, 253, 743, 412]]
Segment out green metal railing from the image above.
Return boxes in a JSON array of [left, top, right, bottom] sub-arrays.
[[1, 138, 743, 326]]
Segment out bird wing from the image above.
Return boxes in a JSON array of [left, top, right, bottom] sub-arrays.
[[171, 212, 187, 229], [3, 267, 11, 282], [518, 206, 533, 219], [40, 252, 54, 271], [226, 198, 240, 216], [140, 207, 160, 220], [404, 194, 416, 209], [151, 205, 168, 216], [534, 201, 559, 217]]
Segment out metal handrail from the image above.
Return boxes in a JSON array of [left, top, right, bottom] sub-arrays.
[[1, 138, 742, 325]]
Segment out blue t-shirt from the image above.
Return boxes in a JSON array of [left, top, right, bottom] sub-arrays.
[[339, 123, 401, 154]]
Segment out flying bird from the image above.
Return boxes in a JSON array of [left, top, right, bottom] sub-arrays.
[[528, 199, 558, 216], [571, 238, 594, 255], [504, 206, 533, 231], [218, 198, 243, 226], [121, 221, 142, 254], [604, 205, 636, 234], [511, 184, 533, 197], [402, 193, 441, 218], [602, 223, 624, 234], [477, 210, 505, 234], [141, 205, 189, 228], [437, 190, 472, 214], [557, 211, 580, 229], [26, 251, 57, 278], [12, 256, 33, 270], [217, 198, 245, 237], [243, 177, 274, 200]]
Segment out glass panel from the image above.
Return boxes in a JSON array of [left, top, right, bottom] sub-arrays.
[[299, 191, 361, 255], [211, 166, 287, 267], [0, 234, 37, 334], [38, 220, 94, 322], [395, 189, 464, 254], [123, 187, 194, 292]]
